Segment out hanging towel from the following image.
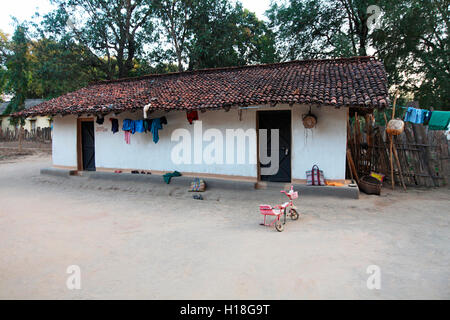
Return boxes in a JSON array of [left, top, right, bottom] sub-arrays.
[[150, 118, 163, 143], [143, 119, 153, 132], [163, 171, 182, 184], [160, 116, 168, 125], [124, 130, 131, 144], [96, 115, 105, 125], [110, 118, 119, 134], [428, 111, 450, 131], [122, 119, 135, 134], [135, 120, 145, 133], [404, 107, 425, 124], [187, 111, 199, 124]]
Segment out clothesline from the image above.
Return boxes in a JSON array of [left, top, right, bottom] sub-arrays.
[[400, 106, 450, 130], [100, 110, 201, 145]]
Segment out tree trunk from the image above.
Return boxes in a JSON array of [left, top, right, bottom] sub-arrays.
[[18, 125, 23, 152]]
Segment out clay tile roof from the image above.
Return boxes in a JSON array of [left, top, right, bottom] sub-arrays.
[[14, 56, 389, 117]]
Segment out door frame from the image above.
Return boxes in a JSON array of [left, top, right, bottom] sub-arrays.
[[256, 109, 293, 183], [77, 117, 95, 171]]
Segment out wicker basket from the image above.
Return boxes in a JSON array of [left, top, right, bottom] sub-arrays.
[[358, 175, 382, 195], [302, 113, 317, 129]]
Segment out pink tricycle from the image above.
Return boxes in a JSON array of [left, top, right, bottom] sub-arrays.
[[259, 186, 300, 232]]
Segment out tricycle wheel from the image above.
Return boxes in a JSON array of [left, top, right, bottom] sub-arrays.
[[275, 220, 284, 232], [290, 208, 299, 220]]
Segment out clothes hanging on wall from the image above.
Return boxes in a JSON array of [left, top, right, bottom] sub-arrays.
[[110, 118, 119, 134], [124, 130, 131, 144], [143, 119, 153, 132], [122, 119, 136, 134], [186, 111, 199, 124], [150, 118, 163, 143], [160, 116, 167, 125], [428, 111, 450, 131], [135, 120, 145, 133], [96, 115, 105, 125]]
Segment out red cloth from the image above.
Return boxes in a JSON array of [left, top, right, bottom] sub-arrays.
[[187, 111, 199, 124]]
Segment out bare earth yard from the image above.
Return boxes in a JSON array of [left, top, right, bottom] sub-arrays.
[[0, 152, 449, 299]]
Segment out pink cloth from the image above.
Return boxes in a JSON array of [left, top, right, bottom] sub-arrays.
[[124, 131, 131, 144]]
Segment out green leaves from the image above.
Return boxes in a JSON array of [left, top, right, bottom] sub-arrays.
[[372, 0, 449, 109], [3, 26, 30, 115], [268, 0, 449, 109]]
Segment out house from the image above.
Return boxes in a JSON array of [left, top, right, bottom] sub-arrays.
[[14, 57, 389, 184], [1, 99, 50, 132]]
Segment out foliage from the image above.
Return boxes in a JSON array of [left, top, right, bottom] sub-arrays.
[[40, 0, 155, 79], [3, 26, 30, 116], [28, 37, 105, 99], [152, 0, 278, 71], [266, 0, 377, 60], [372, 0, 449, 110]]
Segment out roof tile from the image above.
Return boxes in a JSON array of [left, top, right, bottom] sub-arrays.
[[15, 56, 389, 117]]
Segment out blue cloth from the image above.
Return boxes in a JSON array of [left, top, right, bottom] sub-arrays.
[[150, 118, 163, 143], [122, 119, 135, 134], [134, 120, 145, 133], [404, 107, 426, 124], [423, 111, 432, 124]]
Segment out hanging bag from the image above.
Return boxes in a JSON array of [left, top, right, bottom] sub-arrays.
[[306, 165, 325, 186]]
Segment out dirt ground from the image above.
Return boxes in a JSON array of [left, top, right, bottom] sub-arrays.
[[0, 152, 449, 300], [0, 141, 51, 161]]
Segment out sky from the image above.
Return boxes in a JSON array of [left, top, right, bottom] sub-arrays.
[[0, 0, 273, 36]]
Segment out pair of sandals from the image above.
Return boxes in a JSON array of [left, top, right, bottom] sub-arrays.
[[131, 170, 151, 175], [192, 194, 203, 200]]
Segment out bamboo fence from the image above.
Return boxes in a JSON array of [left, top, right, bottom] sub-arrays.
[[347, 113, 449, 188], [0, 127, 52, 143]]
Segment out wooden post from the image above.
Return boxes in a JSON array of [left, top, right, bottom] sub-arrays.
[[392, 139, 407, 191], [347, 148, 359, 183], [384, 113, 395, 189], [18, 124, 24, 152], [404, 124, 421, 185], [412, 123, 438, 187], [386, 91, 400, 190]]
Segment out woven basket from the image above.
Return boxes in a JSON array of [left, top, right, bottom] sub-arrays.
[[358, 175, 382, 195], [302, 113, 317, 129]]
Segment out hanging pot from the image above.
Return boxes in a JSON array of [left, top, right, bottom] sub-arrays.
[[302, 110, 317, 129], [386, 119, 404, 136]]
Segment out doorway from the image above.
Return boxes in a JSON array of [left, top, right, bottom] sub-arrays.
[[258, 110, 291, 182], [78, 120, 96, 171]]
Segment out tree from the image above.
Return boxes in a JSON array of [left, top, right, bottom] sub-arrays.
[[372, 0, 449, 109], [41, 0, 155, 79], [152, 0, 278, 71], [267, 0, 376, 60], [235, 8, 278, 65], [152, 0, 193, 72], [28, 37, 105, 99], [3, 25, 30, 115], [187, 0, 277, 69], [0, 30, 8, 101]]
